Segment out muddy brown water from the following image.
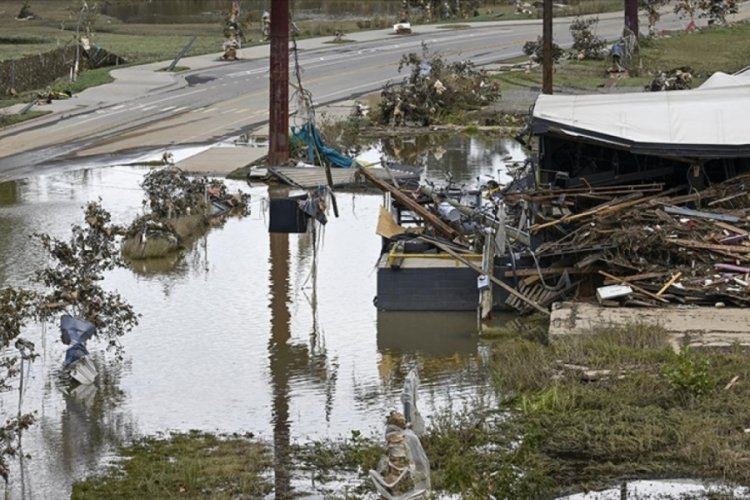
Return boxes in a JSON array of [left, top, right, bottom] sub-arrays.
[[0, 135, 521, 498]]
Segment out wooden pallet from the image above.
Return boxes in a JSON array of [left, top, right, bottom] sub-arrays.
[[505, 277, 579, 313]]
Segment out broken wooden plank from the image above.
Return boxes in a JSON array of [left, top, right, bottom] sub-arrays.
[[666, 239, 750, 254], [663, 205, 740, 223], [601, 271, 670, 283], [502, 267, 582, 278], [359, 167, 459, 241], [713, 220, 749, 235], [657, 272, 683, 296], [530, 192, 644, 232]]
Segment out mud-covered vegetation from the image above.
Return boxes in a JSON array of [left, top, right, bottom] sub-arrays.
[[121, 167, 248, 259], [379, 43, 500, 126], [72, 432, 273, 499]]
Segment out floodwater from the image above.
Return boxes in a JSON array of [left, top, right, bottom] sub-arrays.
[[0, 135, 517, 499], [102, 0, 403, 24]]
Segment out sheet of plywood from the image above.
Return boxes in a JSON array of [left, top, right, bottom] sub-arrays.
[[549, 302, 750, 346]]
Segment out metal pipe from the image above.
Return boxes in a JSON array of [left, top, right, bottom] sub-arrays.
[[269, 0, 290, 165]]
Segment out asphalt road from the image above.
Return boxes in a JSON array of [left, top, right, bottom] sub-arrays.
[[0, 9, 736, 180]]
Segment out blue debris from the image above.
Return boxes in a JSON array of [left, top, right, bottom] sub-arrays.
[[60, 315, 96, 367], [291, 122, 355, 169]]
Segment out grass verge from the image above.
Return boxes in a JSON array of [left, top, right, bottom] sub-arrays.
[[495, 21, 750, 92], [0, 110, 51, 128], [72, 431, 272, 499]]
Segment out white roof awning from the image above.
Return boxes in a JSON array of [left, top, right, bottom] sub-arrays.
[[532, 81, 750, 158]]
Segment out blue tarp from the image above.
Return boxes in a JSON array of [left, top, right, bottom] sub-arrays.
[[292, 122, 354, 168], [60, 315, 96, 367]]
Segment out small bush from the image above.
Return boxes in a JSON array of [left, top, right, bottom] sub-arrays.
[[522, 36, 564, 63], [569, 17, 606, 60], [663, 347, 714, 402]]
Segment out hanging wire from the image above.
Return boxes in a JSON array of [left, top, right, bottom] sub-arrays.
[[289, 8, 317, 130]]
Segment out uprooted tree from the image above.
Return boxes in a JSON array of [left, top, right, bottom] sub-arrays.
[[34, 201, 139, 354], [379, 42, 500, 126], [0, 287, 37, 482]]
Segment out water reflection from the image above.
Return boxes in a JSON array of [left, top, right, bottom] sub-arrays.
[[0, 141, 507, 496], [377, 134, 526, 185]]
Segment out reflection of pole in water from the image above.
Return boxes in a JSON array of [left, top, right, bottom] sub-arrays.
[[268, 186, 291, 499]]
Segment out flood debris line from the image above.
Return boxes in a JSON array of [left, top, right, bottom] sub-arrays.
[[363, 71, 750, 318], [122, 167, 249, 259]]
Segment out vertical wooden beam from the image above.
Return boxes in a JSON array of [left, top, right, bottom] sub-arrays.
[[269, 0, 290, 165], [542, 0, 553, 95], [478, 229, 495, 332], [624, 0, 639, 36]]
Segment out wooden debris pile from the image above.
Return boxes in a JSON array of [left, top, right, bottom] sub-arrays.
[[522, 173, 750, 307]]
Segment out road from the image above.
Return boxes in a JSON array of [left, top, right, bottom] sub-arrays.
[[0, 9, 734, 180]]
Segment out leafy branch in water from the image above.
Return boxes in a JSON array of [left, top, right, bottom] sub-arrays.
[[0, 286, 38, 483], [34, 201, 139, 353]]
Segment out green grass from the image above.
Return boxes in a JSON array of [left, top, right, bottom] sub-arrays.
[[72, 431, 273, 499], [0, 110, 51, 128], [495, 21, 750, 93], [485, 325, 750, 496], [639, 22, 750, 77], [51, 67, 114, 95]]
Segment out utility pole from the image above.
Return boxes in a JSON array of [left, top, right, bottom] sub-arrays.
[[624, 0, 639, 35], [542, 0, 553, 94], [268, 0, 290, 165]]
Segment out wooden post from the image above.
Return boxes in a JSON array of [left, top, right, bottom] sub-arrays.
[[542, 0, 553, 95], [624, 0, 639, 36], [478, 228, 495, 332], [269, 0, 290, 165]]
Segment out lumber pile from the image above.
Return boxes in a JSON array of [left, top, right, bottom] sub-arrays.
[[525, 173, 750, 307]]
